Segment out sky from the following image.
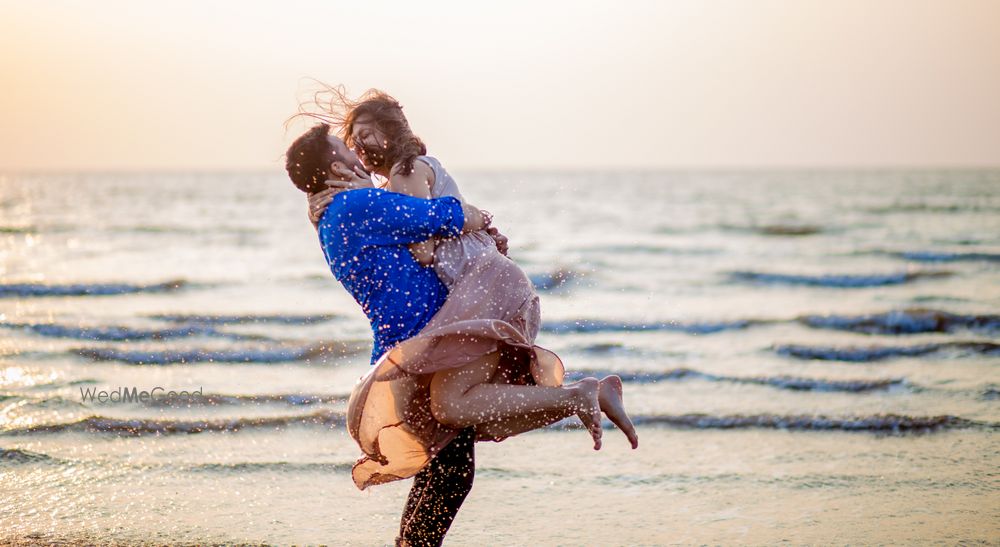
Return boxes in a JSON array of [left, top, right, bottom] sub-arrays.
[[1, 0, 999, 171]]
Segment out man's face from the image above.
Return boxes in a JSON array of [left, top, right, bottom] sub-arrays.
[[325, 136, 366, 176]]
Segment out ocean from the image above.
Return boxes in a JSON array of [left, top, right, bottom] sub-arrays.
[[1, 169, 998, 545]]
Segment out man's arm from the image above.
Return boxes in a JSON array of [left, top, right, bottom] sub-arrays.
[[388, 161, 437, 266], [343, 189, 487, 247], [384, 160, 489, 238]]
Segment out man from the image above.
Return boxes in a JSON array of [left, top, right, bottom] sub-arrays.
[[285, 123, 498, 546]]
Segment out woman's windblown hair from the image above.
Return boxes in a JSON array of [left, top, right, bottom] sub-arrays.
[[291, 82, 426, 176], [284, 123, 331, 194]]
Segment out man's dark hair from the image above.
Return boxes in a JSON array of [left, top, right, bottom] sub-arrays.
[[285, 123, 332, 194]]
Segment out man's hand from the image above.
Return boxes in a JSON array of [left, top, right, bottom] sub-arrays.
[[486, 226, 509, 256], [308, 187, 338, 227]]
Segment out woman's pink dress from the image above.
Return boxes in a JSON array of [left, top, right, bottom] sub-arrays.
[[345, 155, 565, 490]]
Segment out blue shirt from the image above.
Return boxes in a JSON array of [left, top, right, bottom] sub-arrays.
[[317, 188, 466, 364]]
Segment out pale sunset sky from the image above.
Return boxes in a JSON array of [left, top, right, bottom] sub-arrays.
[[1, 0, 998, 171]]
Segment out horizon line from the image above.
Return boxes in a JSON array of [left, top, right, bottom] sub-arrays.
[[3, 164, 1000, 176]]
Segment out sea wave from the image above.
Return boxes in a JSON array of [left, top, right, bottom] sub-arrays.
[[798, 309, 1000, 335], [627, 413, 981, 432], [564, 369, 697, 383], [564, 369, 901, 392], [568, 343, 659, 356], [3, 395, 89, 410], [6, 410, 976, 437], [725, 224, 824, 236], [1, 322, 226, 342], [775, 341, 1000, 362], [0, 226, 36, 234], [4, 447, 353, 472], [148, 313, 338, 325], [729, 375, 903, 392], [3, 378, 100, 392], [0, 279, 187, 298], [894, 250, 1000, 263], [865, 202, 998, 214], [572, 244, 720, 256], [0, 447, 57, 463], [2, 410, 346, 436], [729, 270, 950, 288], [22, 390, 346, 408], [142, 392, 349, 407], [528, 268, 578, 291], [542, 319, 759, 334], [127, 224, 262, 235], [185, 461, 353, 474], [72, 341, 365, 365]]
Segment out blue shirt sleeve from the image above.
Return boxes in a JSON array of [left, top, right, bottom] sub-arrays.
[[343, 189, 465, 246]]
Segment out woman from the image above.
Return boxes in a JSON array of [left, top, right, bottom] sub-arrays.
[[297, 88, 638, 492]]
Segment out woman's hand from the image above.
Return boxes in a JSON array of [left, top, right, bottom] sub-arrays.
[[486, 226, 509, 256], [307, 164, 376, 228], [330, 163, 375, 189], [459, 203, 494, 234]]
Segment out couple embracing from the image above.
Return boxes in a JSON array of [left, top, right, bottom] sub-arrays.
[[285, 87, 637, 546]]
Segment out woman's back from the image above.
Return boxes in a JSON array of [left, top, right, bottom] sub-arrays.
[[416, 155, 496, 289]]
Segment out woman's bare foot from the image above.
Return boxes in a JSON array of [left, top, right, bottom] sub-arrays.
[[599, 375, 638, 449], [573, 378, 603, 450]]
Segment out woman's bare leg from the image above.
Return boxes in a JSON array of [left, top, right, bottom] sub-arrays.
[[430, 352, 603, 450], [477, 376, 639, 449], [475, 392, 584, 440]]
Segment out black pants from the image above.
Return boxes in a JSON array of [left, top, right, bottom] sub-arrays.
[[395, 427, 476, 547]]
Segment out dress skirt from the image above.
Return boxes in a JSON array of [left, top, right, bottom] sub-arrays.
[[346, 232, 565, 490]]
